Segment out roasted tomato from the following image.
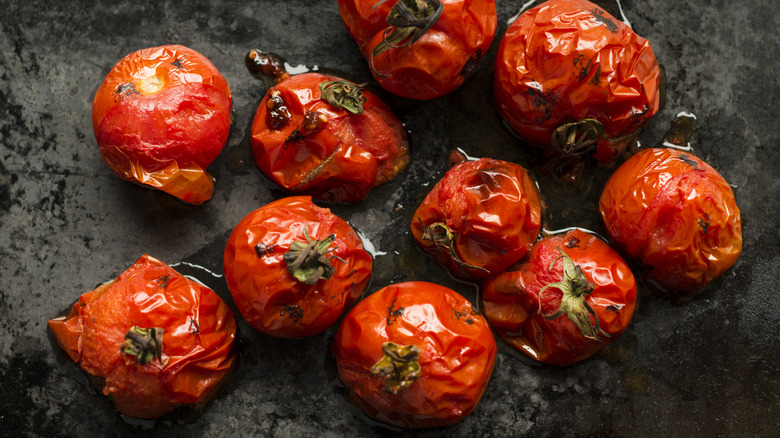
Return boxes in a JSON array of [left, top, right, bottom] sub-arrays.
[[494, 0, 661, 166], [481, 229, 637, 366], [223, 196, 373, 337], [246, 50, 409, 202], [333, 281, 496, 428], [411, 158, 542, 280], [599, 147, 742, 299], [92, 45, 232, 205], [338, 0, 497, 100], [47, 254, 237, 419]]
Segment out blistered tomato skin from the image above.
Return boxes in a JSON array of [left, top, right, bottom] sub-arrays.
[[248, 56, 409, 201], [92, 45, 232, 205], [411, 158, 543, 280], [481, 229, 637, 366], [332, 281, 497, 428], [599, 148, 742, 299], [47, 255, 237, 419], [338, 0, 497, 100], [223, 196, 373, 338], [494, 0, 660, 166]]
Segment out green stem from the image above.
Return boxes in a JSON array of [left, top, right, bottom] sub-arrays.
[[370, 342, 421, 394], [120, 326, 168, 366], [418, 219, 489, 274], [319, 80, 366, 115], [283, 229, 345, 285]]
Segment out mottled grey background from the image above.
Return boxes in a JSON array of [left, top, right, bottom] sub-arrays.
[[1, 0, 778, 437]]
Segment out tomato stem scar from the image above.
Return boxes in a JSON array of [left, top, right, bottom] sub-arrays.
[[284, 229, 346, 285], [370, 342, 421, 394], [120, 326, 168, 366], [319, 80, 366, 115]]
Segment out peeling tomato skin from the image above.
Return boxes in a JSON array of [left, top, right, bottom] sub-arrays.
[[250, 73, 409, 202], [48, 254, 237, 419], [411, 158, 543, 280], [223, 196, 373, 338], [481, 229, 637, 366], [494, 0, 660, 166], [338, 0, 497, 100], [599, 148, 743, 298], [333, 281, 497, 428], [92, 45, 232, 205]]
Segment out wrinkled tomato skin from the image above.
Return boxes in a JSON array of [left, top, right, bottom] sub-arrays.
[[92, 45, 232, 205], [332, 281, 497, 428], [223, 196, 373, 338], [494, 0, 660, 165], [250, 73, 409, 202], [481, 229, 637, 366], [411, 158, 542, 280], [338, 0, 497, 100], [599, 148, 742, 299], [47, 255, 237, 419]]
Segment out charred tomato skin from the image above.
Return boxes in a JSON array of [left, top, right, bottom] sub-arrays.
[[411, 158, 543, 280], [599, 147, 742, 299], [250, 72, 409, 202], [338, 0, 497, 100], [223, 196, 373, 338], [494, 0, 660, 166], [48, 254, 237, 419], [481, 229, 637, 366], [333, 281, 497, 428], [92, 45, 232, 205]]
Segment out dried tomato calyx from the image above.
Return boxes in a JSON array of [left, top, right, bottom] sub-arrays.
[[284, 229, 346, 285], [539, 247, 609, 341], [319, 80, 366, 115], [370, 342, 421, 394], [370, 0, 444, 78], [120, 326, 168, 366], [551, 119, 639, 157], [419, 219, 489, 273], [245, 49, 290, 83]]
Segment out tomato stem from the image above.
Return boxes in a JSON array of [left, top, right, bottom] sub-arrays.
[[319, 80, 367, 115], [370, 342, 421, 394], [120, 326, 168, 366], [419, 219, 489, 274], [284, 229, 345, 285], [551, 118, 638, 157]]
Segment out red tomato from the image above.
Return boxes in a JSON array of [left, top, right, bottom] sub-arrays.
[[338, 0, 497, 100], [92, 45, 231, 205], [411, 158, 542, 280], [599, 147, 743, 299], [223, 196, 373, 337], [247, 51, 409, 202], [494, 0, 660, 166], [333, 281, 496, 428], [47, 254, 237, 419], [481, 229, 637, 366]]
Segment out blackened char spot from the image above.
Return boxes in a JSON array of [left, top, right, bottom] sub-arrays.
[[678, 154, 700, 170], [589, 8, 619, 33], [171, 58, 184, 69], [386, 298, 404, 325]]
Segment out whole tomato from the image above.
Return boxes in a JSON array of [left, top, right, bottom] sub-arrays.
[[247, 50, 409, 202], [411, 158, 542, 280], [338, 0, 497, 100], [333, 281, 497, 428], [92, 45, 232, 205], [47, 254, 237, 419], [599, 147, 743, 299], [481, 229, 637, 366], [494, 0, 661, 166], [223, 196, 373, 337]]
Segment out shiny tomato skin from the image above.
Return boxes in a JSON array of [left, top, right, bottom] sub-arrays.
[[338, 0, 497, 100], [599, 148, 742, 298], [333, 281, 497, 428], [223, 196, 373, 338], [47, 254, 237, 419], [494, 0, 660, 165], [92, 45, 232, 205], [250, 72, 409, 202], [481, 229, 637, 366], [411, 158, 542, 280]]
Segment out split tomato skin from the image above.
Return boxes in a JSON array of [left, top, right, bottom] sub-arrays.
[[250, 71, 409, 202], [599, 147, 743, 298], [92, 45, 232, 205], [332, 281, 497, 428], [494, 0, 660, 166], [47, 254, 237, 419], [411, 158, 542, 280], [481, 229, 637, 366], [338, 0, 497, 100], [223, 196, 373, 338]]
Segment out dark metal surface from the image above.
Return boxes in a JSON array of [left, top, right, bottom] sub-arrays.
[[1, 0, 778, 436]]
